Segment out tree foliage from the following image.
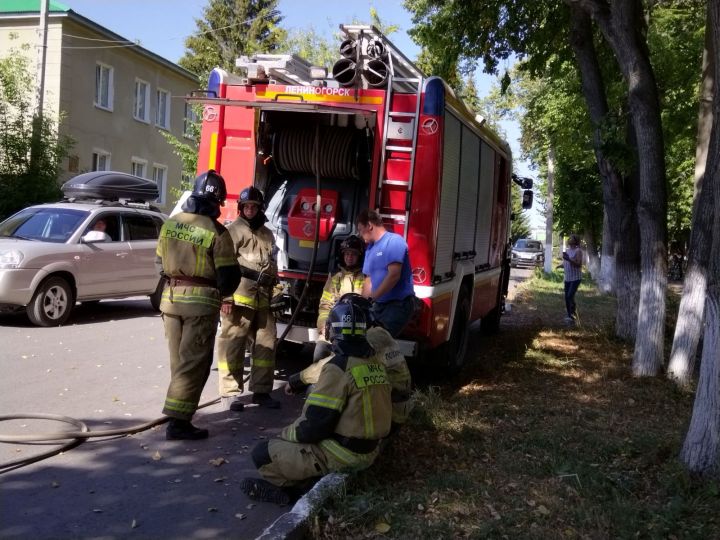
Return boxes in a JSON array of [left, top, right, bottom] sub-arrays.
[[178, 0, 286, 81], [0, 45, 72, 220]]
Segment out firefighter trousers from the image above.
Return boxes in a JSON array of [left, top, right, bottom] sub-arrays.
[[162, 313, 218, 421], [255, 438, 380, 487], [217, 305, 276, 395]]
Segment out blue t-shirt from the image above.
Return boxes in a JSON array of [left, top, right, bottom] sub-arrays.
[[362, 231, 414, 303]]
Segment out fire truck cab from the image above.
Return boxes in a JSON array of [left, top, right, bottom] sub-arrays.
[[193, 25, 527, 373]]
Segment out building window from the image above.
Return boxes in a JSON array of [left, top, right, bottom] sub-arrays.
[[152, 164, 167, 204], [94, 63, 113, 110], [183, 103, 198, 139], [92, 150, 111, 171], [131, 157, 147, 178], [133, 79, 150, 122], [156, 89, 170, 129]]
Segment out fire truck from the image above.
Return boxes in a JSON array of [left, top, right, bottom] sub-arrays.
[[192, 25, 532, 372]]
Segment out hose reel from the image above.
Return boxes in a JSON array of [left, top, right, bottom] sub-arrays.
[[272, 126, 362, 180]]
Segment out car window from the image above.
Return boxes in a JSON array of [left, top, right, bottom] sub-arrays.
[[528, 241, 542, 250], [514, 239, 528, 249], [0, 208, 89, 243], [122, 213, 161, 241], [84, 214, 121, 242]]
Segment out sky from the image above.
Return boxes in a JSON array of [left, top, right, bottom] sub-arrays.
[[60, 0, 538, 224]]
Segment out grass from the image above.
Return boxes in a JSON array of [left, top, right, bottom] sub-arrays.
[[310, 271, 719, 539]]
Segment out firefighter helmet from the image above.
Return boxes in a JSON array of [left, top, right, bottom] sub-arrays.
[[340, 235, 364, 255], [326, 293, 370, 343], [238, 186, 265, 208], [191, 170, 227, 205]]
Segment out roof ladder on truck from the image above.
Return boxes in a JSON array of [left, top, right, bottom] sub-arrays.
[[339, 25, 425, 239]]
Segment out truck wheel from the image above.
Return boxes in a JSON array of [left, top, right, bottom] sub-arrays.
[[27, 277, 74, 327], [445, 295, 471, 375], [149, 279, 165, 311]]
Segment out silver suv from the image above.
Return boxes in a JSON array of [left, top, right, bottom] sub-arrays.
[[0, 178, 166, 326], [510, 238, 544, 268]]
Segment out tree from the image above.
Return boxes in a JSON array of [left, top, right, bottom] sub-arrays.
[[0, 45, 71, 220], [179, 0, 286, 82], [668, 4, 714, 385], [680, 0, 720, 478]]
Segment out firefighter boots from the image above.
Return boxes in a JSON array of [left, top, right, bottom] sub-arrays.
[[252, 392, 281, 409], [166, 419, 209, 440], [221, 396, 245, 412], [239, 478, 292, 505]]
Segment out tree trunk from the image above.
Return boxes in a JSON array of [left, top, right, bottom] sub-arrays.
[[680, 0, 720, 478], [544, 148, 555, 274], [568, 4, 640, 338], [575, 0, 668, 374], [668, 11, 715, 386], [583, 229, 600, 279]]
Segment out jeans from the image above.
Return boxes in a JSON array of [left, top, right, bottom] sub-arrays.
[[371, 295, 416, 337], [564, 279, 581, 319]]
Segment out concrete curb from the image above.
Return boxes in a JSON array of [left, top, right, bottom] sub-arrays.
[[255, 473, 348, 540]]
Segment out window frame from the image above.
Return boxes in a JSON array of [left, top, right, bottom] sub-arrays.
[[133, 78, 151, 123], [91, 149, 111, 171], [131, 157, 148, 178], [155, 88, 171, 130], [152, 163, 168, 205], [94, 62, 114, 111], [183, 102, 198, 139]]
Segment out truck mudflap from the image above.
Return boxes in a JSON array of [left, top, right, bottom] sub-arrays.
[[276, 323, 418, 357]]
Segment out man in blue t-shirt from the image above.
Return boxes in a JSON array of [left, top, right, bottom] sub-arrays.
[[356, 209, 416, 337]]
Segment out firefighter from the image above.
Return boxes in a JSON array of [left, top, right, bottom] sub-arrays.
[[240, 295, 392, 505], [217, 186, 281, 411], [312, 235, 366, 362], [156, 170, 241, 440], [287, 293, 413, 432]]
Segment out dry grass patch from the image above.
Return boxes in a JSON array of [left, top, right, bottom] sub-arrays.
[[311, 273, 720, 539]]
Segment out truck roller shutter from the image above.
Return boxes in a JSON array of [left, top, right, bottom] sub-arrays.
[[474, 141, 496, 266], [434, 111, 461, 279], [454, 126, 480, 258]]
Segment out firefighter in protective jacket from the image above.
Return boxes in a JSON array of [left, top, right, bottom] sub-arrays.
[[240, 295, 392, 504], [312, 235, 366, 361], [217, 186, 280, 410], [156, 170, 241, 440], [289, 293, 413, 431]]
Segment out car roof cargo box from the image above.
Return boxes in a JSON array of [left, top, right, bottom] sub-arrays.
[[62, 171, 159, 202]]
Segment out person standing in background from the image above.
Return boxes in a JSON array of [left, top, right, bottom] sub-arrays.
[[562, 234, 583, 324]]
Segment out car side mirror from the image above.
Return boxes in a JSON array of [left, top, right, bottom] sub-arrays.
[[522, 190, 533, 210]]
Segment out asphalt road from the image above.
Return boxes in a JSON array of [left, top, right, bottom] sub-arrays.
[[0, 298, 308, 540]]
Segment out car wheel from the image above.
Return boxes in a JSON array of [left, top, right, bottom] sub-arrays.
[[27, 277, 74, 327], [149, 279, 165, 311]]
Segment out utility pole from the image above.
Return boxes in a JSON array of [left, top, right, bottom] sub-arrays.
[[30, 0, 50, 172], [543, 147, 555, 273]]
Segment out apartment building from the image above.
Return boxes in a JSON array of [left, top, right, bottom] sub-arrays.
[[0, 0, 199, 211]]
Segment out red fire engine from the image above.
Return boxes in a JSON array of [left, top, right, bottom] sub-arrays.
[[192, 25, 532, 372]]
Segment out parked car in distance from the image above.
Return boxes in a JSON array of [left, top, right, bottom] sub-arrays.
[[0, 171, 167, 326], [510, 238, 544, 268]]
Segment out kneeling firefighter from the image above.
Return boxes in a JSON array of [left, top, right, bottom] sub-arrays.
[[217, 186, 281, 411], [240, 295, 392, 504], [156, 170, 241, 440]]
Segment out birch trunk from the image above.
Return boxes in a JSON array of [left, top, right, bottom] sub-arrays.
[[668, 12, 715, 386]]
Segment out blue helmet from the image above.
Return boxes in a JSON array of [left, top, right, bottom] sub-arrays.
[[326, 293, 371, 343], [238, 186, 265, 209], [192, 170, 227, 205]]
